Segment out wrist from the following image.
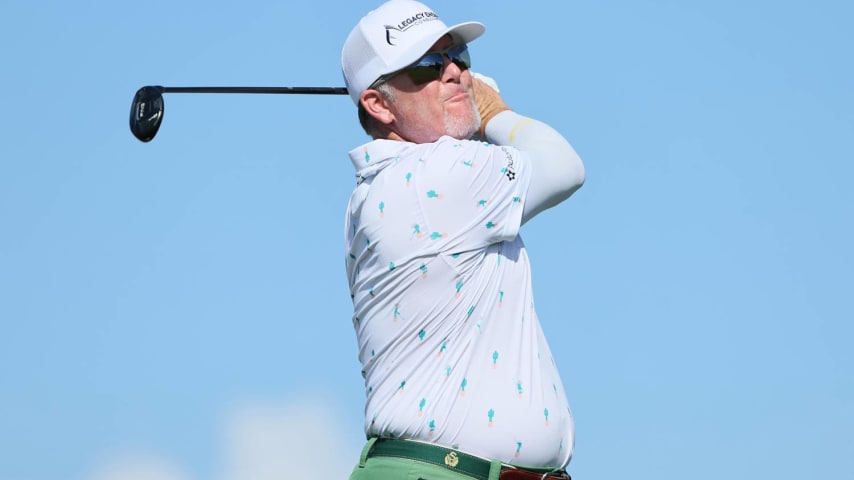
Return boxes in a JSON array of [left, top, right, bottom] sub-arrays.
[[477, 105, 511, 138]]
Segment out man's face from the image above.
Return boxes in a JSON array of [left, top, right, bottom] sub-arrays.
[[384, 36, 481, 143]]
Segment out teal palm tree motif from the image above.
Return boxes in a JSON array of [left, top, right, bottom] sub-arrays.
[[478, 199, 489, 207], [378, 201, 385, 217], [429, 419, 436, 436], [487, 408, 495, 427], [399, 380, 406, 392], [463, 159, 474, 167], [544, 408, 550, 425], [426, 190, 443, 199], [418, 329, 426, 341], [515, 442, 522, 457], [455, 281, 464, 298], [439, 340, 447, 356], [517, 382, 523, 398], [499, 290, 505, 307], [419, 263, 428, 277], [485, 221, 497, 229], [393, 304, 401, 321], [363, 147, 371, 164], [389, 262, 395, 271], [418, 398, 426, 416], [412, 224, 424, 238], [405, 172, 412, 185], [492, 350, 499, 368], [460, 378, 468, 397]]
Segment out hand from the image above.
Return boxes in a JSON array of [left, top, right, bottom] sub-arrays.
[[471, 73, 511, 138]]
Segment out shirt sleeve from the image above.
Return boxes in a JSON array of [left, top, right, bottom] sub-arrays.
[[413, 137, 532, 251]]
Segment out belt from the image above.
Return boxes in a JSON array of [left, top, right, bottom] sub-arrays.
[[367, 438, 570, 480]]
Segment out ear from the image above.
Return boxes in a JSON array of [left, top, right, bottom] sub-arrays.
[[360, 89, 395, 125]]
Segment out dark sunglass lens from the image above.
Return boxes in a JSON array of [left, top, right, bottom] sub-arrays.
[[407, 65, 442, 85], [448, 45, 471, 70], [404, 46, 471, 85], [406, 53, 444, 85]]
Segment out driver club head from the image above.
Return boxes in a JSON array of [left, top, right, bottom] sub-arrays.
[[129, 86, 165, 142]]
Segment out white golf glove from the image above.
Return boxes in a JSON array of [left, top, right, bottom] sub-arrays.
[[471, 71, 500, 92]]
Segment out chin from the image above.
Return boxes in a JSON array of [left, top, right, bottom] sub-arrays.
[[445, 100, 481, 140], [444, 109, 481, 140]]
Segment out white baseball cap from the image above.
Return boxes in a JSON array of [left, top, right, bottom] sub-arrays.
[[341, 0, 485, 105]]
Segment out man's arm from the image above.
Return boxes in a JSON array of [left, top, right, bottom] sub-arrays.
[[473, 78, 585, 224]]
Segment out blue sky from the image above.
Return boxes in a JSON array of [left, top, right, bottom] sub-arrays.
[[1, 1, 852, 479]]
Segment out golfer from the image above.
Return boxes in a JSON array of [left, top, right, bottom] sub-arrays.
[[342, 1, 585, 478]]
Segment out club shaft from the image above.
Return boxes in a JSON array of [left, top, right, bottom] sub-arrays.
[[158, 86, 348, 95]]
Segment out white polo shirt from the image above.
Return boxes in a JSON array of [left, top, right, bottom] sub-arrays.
[[345, 135, 574, 467]]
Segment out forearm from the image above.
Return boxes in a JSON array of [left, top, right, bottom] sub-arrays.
[[484, 111, 585, 223]]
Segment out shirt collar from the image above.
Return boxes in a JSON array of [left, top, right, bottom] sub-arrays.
[[348, 139, 412, 184]]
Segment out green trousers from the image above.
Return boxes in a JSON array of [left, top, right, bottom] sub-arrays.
[[349, 438, 501, 480]]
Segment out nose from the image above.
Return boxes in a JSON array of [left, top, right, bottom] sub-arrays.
[[441, 54, 463, 82]]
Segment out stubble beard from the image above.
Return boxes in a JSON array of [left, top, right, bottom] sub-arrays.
[[444, 94, 482, 140]]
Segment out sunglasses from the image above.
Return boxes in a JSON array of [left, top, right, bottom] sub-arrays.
[[374, 44, 472, 88]]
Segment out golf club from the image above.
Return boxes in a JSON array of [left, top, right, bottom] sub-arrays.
[[129, 85, 349, 142]]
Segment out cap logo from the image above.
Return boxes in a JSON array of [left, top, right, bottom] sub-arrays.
[[384, 10, 439, 45]]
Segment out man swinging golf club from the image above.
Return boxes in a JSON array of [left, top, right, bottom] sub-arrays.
[[342, 1, 585, 478]]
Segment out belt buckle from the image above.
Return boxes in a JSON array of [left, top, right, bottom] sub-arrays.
[[530, 470, 570, 480], [541, 474, 570, 480]]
